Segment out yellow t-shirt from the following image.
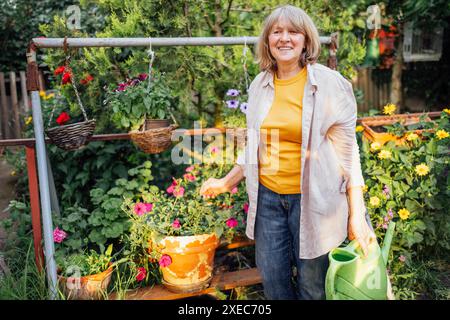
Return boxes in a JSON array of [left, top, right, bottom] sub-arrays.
[[258, 67, 307, 194]]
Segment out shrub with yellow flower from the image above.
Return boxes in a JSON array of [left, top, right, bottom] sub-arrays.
[[443, 108, 450, 115], [383, 103, 396, 115], [369, 196, 380, 207], [415, 163, 430, 176], [436, 129, 449, 140], [39, 90, 46, 97], [370, 141, 382, 152], [25, 116, 33, 126], [362, 185, 368, 193], [356, 125, 364, 133], [378, 150, 392, 160], [406, 133, 419, 141], [398, 208, 410, 220]]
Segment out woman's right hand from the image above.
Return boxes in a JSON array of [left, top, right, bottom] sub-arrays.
[[200, 178, 229, 199]]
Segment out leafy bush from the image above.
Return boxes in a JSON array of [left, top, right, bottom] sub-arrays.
[[359, 109, 450, 299]]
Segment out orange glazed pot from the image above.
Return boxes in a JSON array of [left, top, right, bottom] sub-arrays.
[[58, 266, 113, 300], [157, 233, 219, 293]]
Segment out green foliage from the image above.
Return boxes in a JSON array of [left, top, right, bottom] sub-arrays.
[[85, 161, 156, 248], [106, 71, 177, 130], [56, 244, 114, 277], [359, 110, 450, 298]]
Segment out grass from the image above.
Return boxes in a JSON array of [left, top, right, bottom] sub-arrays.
[[0, 240, 48, 300]]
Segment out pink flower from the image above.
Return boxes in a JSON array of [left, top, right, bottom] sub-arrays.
[[173, 187, 185, 198], [226, 218, 238, 228], [211, 146, 219, 154], [382, 223, 388, 229], [399, 255, 406, 263], [388, 208, 394, 218], [134, 203, 147, 216], [231, 187, 238, 194], [136, 267, 147, 282], [185, 165, 195, 173], [138, 73, 148, 81], [172, 219, 181, 229], [183, 173, 196, 182], [243, 203, 249, 214], [144, 203, 153, 213], [159, 254, 172, 268], [53, 227, 67, 243], [166, 178, 178, 194]]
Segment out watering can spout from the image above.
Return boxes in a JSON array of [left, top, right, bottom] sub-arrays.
[[381, 221, 395, 266]]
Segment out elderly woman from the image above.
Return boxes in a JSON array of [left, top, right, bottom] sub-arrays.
[[200, 5, 375, 300]]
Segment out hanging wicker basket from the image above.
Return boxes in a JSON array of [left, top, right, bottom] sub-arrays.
[[46, 119, 96, 151], [46, 38, 96, 151], [129, 123, 178, 154]]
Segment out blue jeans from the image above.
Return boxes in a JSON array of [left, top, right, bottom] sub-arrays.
[[255, 183, 329, 300]]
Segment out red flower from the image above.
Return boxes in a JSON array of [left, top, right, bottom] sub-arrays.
[[56, 112, 70, 126], [54, 66, 65, 76], [166, 178, 178, 194], [226, 218, 238, 228], [80, 74, 94, 85], [173, 186, 185, 198], [243, 203, 249, 214], [136, 267, 147, 282], [172, 219, 181, 229], [61, 72, 72, 85]]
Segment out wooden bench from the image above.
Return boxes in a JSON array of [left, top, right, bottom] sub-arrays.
[[109, 237, 261, 300]]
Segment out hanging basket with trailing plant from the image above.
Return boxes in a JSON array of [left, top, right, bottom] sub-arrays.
[[106, 43, 178, 154], [46, 38, 96, 151]]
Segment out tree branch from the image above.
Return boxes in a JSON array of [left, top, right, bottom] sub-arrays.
[[219, 0, 234, 27]]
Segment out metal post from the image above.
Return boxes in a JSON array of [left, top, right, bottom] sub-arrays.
[[25, 145, 45, 271], [27, 46, 58, 299], [46, 153, 60, 217]]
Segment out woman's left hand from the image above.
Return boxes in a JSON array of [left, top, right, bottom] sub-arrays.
[[348, 214, 376, 258]]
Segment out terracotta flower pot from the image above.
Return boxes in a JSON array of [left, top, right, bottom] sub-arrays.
[[58, 266, 113, 300], [156, 233, 219, 293]]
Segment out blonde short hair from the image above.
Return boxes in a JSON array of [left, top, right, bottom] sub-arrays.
[[256, 5, 321, 72]]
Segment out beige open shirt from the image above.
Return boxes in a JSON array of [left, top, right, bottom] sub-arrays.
[[236, 63, 366, 259]]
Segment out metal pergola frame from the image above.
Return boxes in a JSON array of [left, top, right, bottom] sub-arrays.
[[19, 35, 339, 299]]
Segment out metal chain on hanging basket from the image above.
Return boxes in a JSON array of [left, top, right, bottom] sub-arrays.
[[45, 37, 96, 151], [129, 37, 178, 154]]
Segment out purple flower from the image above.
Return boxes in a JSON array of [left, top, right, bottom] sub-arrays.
[[388, 208, 393, 218], [226, 100, 239, 109], [384, 216, 390, 222], [383, 185, 390, 195], [240, 102, 249, 114], [226, 89, 240, 97]]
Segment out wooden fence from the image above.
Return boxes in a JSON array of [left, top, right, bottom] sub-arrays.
[[0, 71, 45, 140], [352, 67, 391, 113]]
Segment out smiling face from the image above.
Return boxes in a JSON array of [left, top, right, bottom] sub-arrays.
[[268, 16, 306, 68]]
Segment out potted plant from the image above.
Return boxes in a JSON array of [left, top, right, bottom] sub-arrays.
[[105, 71, 178, 153], [123, 164, 245, 293], [56, 244, 117, 300], [359, 103, 439, 146], [222, 88, 248, 148]]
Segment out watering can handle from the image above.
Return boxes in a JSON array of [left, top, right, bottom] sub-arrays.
[[325, 254, 341, 300]]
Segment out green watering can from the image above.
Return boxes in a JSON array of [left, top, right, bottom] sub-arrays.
[[325, 221, 395, 300]]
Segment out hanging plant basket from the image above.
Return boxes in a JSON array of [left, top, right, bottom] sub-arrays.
[[129, 121, 178, 154], [360, 113, 435, 146], [46, 39, 96, 151], [46, 119, 96, 151]]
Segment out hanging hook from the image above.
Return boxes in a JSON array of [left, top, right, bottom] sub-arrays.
[[147, 37, 155, 90], [242, 36, 250, 92]]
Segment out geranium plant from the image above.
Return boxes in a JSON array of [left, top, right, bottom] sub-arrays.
[[105, 71, 176, 130]]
